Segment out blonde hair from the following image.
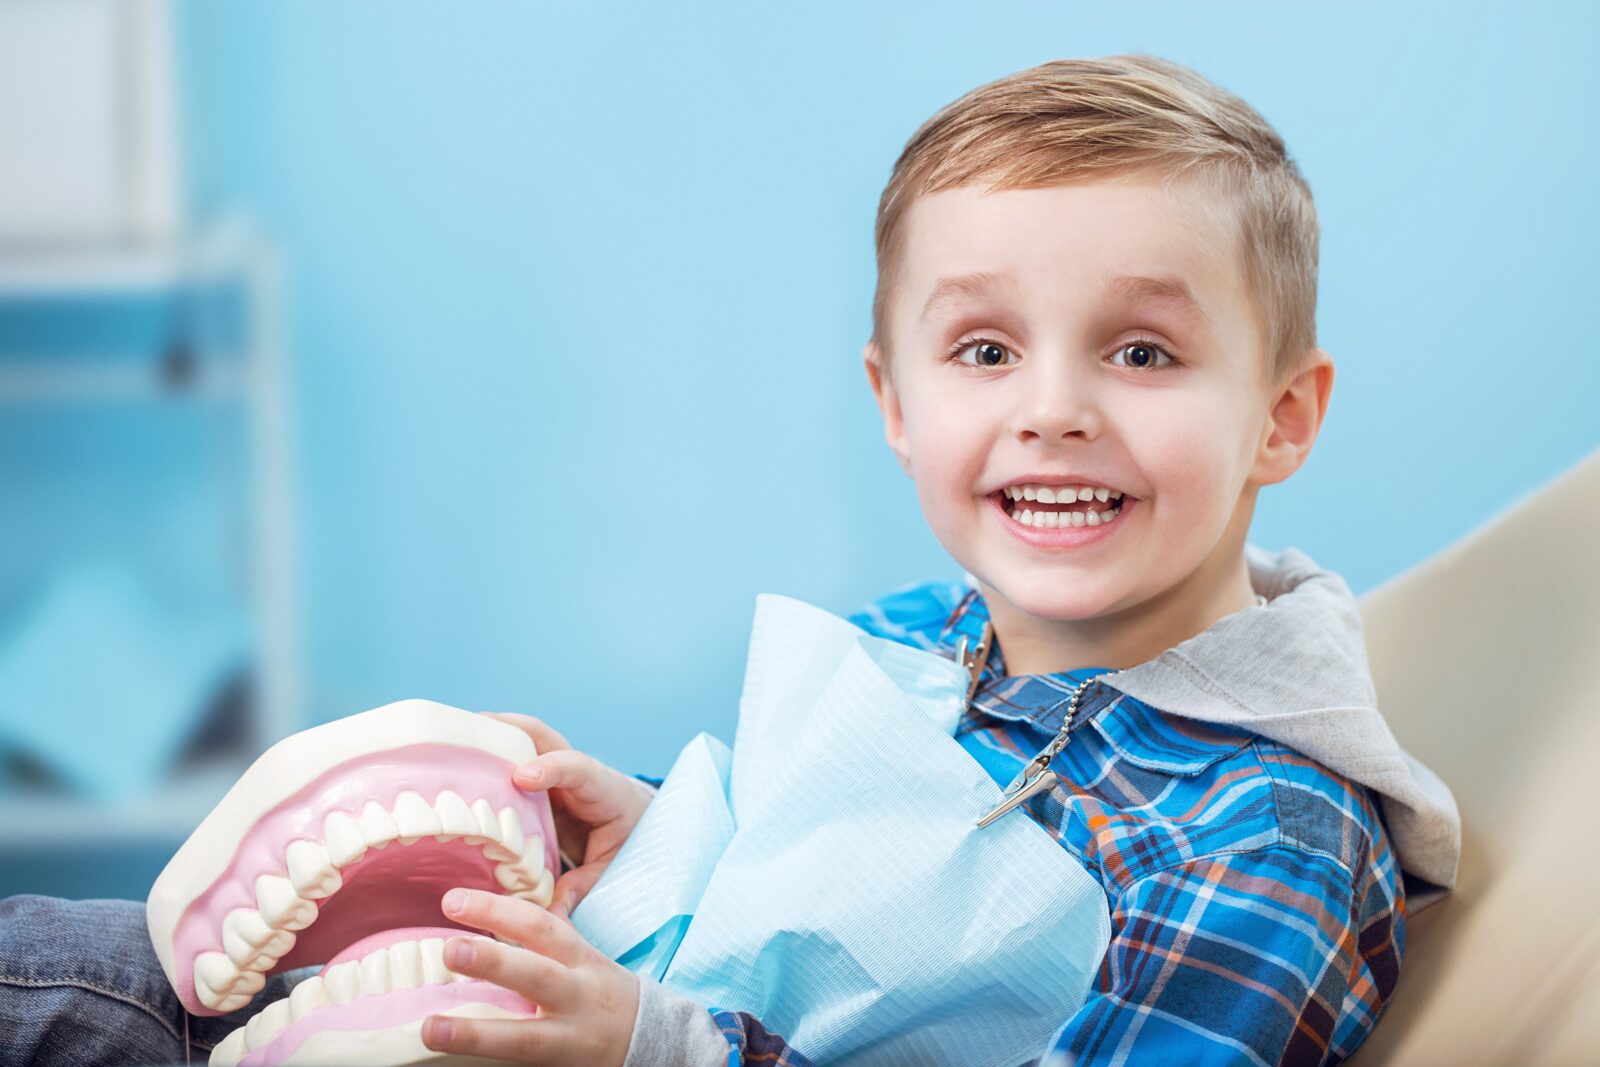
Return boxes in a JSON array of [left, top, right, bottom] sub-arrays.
[[869, 54, 1319, 390]]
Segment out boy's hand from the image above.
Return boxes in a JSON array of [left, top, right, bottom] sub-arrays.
[[421, 887, 638, 1066], [480, 712, 655, 921]]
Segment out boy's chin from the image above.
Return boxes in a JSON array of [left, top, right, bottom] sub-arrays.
[[989, 579, 1128, 622]]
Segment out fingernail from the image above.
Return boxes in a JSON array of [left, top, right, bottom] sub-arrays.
[[443, 889, 468, 915], [445, 938, 474, 968], [428, 1017, 455, 1043], [517, 763, 543, 783]]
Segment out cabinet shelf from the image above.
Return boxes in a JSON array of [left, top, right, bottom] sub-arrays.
[[0, 356, 248, 404], [0, 219, 257, 299], [0, 755, 249, 846]]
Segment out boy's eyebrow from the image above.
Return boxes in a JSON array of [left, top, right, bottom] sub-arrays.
[[918, 270, 1214, 330], [1101, 272, 1215, 330], [919, 271, 1018, 323]]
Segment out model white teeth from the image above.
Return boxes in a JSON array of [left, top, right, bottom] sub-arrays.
[[419, 936, 451, 984], [359, 949, 391, 996], [475, 798, 518, 861], [195, 950, 240, 996], [254, 875, 317, 931], [244, 998, 291, 1052], [492, 811, 553, 907], [285, 839, 342, 899], [435, 790, 480, 841], [323, 959, 360, 1005], [323, 810, 368, 866], [497, 859, 555, 908], [221, 908, 294, 972], [194, 950, 264, 1012], [393, 790, 444, 844], [491, 810, 541, 897], [211, 1027, 249, 1066], [389, 938, 423, 990], [359, 799, 400, 849], [494, 860, 536, 892], [287, 971, 329, 1020], [497, 807, 525, 859], [514, 867, 557, 908]]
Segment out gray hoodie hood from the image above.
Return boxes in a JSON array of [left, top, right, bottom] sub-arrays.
[[1078, 542, 1461, 911]]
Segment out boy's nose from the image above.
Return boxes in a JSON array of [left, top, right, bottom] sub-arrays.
[[1007, 360, 1105, 442]]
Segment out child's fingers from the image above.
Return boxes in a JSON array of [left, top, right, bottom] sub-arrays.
[[421, 1013, 570, 1064], [550, 864, 606, 921], [479, 712, 574, 755], [511, 749, 614, 806], [442, 887, 589, 968], [442, 936, 576, 1013]]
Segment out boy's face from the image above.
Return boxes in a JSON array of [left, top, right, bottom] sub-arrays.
[[864, 175, 1332, 669]]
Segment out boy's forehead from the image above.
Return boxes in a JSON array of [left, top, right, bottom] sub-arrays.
[[895, 179, 1243, 330]]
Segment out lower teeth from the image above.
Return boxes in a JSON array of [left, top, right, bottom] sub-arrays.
[[1007, 502, 1123, 530]]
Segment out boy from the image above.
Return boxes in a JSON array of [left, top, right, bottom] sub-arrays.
[[534, 51, 1458, 1066], [0, 52, 1458, 1067]]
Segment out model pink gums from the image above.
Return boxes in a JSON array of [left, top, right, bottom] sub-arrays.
[[146, 699, 561, 1067]]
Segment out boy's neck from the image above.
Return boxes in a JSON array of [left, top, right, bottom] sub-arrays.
[[978, 550, 1260, 677]]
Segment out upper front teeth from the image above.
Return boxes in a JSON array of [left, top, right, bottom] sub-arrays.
[[1004, 483, 1123, 503], [191, 792, 550, 1012]]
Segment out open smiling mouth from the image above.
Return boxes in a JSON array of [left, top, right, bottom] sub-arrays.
[[146, 700, 560, 1067], [995, 484, 1130, 529]]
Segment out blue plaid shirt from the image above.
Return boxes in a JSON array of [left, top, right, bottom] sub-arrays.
[[649, 576, 1406, 1067]]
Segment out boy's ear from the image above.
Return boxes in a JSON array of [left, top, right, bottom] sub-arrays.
[[863, 340, 912, 476], [1251, 345, 1335, 487]]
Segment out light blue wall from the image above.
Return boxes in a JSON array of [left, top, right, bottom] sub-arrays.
[[169, 1, 1598, 777]]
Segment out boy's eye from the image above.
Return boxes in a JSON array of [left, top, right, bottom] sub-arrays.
[[945, 338, 1019, 368], [1108, 339, 1179, 370], [944, 336, 1181, 370]]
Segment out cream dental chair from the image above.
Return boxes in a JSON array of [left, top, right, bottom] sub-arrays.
[[1352, 445, 1600, 1065]]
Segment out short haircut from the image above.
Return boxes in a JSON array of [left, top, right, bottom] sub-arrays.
[[870, 54, 1319, 391]]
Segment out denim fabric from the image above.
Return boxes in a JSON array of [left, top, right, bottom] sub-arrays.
[[0, 894, 307, 1067]]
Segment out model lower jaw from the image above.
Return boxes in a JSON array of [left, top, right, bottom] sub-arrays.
[[210, 927, 540, 1067]]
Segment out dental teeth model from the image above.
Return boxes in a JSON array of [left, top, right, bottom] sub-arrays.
[[146, 699, 561, 1066]]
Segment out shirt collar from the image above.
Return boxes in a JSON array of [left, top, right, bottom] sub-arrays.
[[936, 580, 1122, 733], [936, 571, 1262, 775]]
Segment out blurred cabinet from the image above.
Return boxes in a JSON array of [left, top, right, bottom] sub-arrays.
[[0, 215, 298, 893]]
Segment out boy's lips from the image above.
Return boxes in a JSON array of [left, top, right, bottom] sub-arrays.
[[985, 489, 1137, 549]]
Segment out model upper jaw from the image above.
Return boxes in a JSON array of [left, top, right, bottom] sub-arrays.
[[146, 699, 561, 1066]]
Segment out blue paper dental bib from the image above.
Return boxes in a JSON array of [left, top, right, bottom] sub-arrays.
[[572, 594, 1111, 1067]]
